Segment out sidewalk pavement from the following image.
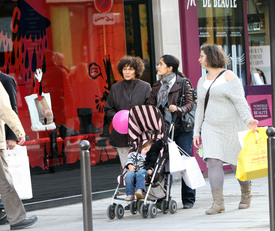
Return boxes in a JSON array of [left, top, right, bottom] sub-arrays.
[[0, 173, 270, 231]]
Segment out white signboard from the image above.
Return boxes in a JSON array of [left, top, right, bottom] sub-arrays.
[[93, 13, 120, 25], [249, 46, 271, 84]]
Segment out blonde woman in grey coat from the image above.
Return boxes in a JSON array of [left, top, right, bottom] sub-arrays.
[[193, 44, 258, 215]]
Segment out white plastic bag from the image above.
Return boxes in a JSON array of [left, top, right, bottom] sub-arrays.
[[181, 155, 206, 189], [4, 145, 33, 199], [238, 130, 250, 148], [168, 140, 186, 175], [25, 93, 56, 131]]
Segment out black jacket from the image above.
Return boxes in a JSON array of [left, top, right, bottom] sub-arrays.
[[144, 139, 164, 170], [0, 72, 18, 141], [105, 79, 151, 147]]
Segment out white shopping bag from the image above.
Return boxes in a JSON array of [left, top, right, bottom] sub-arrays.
[[4, 145, 33, 199], [168, 140, 186, 175], [238, 130, 250, 148], [25, 93, 56, 131], [181, 155, 206, 189]]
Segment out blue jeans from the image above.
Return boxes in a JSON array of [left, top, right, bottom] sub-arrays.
[[125, 169, 148, 195], [174, 131, 196, 205]]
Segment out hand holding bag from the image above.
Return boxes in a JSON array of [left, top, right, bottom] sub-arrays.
[[4, 145, 33, 199], [236, 127, 268, 181]]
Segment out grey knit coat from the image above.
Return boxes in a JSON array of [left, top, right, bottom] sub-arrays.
[[194, 74, 253, 165]]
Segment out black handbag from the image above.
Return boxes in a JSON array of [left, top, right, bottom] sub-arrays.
[[175, 78, 197, 133]]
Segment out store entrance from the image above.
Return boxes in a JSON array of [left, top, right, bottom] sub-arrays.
[[124, 0, 155, 84]]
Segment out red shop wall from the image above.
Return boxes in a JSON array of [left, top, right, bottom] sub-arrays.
[[0, 0, 126, 171]]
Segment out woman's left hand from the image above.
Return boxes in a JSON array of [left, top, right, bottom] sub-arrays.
[[169, 104, 178, 113], [248, 119, 259, 132]]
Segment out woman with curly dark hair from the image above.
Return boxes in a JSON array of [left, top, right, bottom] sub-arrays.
[[105, 56, 151, 168]]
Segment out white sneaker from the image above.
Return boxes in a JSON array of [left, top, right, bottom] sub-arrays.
[[125, 195, 134, 201]]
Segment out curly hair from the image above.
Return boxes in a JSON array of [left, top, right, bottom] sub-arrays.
[[201, 44, 228, 68], [117, 56, 145, 79]]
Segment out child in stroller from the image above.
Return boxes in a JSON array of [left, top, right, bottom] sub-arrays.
[[107, 105, 177, 219], [125, 139, 164, 201]]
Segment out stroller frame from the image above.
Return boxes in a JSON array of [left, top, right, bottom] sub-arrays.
[[107, 105, 177, 219]]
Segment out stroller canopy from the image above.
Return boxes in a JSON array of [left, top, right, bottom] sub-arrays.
[[128, 105, 164, 153]]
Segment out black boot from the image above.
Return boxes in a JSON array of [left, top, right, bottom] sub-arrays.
[[100, 114, 111, 138], [77, 108, 102, 134], [58, 125, 79, 139]]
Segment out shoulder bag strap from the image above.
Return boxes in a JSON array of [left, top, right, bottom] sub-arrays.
[[204, 69, 226, 114], [179, 78, 187, 107], [172, 78, 186, 125]]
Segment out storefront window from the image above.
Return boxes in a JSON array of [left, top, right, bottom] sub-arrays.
[[197, 0, 247, 84], [0, 0, 155, 207], [0, 0, 128, 206], [247, 0, 270, 84], [124, 1, 151, 83]]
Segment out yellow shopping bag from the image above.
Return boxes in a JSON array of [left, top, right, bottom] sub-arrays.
[[236, 127, 268, 181]]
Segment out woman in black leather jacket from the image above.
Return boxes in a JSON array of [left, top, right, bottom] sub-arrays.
[[147, 54, 195, 209]]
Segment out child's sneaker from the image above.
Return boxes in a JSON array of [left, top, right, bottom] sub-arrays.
[[135, 189, 144, 199], [125, 195, 134, 201]]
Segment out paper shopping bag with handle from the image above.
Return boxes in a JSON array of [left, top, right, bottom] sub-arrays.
[[168, 140, 186, 175], [181, 155, 206, 189], [236, 127, 268, 181], [4, 145, 33, 199]]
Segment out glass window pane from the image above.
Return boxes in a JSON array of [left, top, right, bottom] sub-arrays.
[[198, 0, 247, 84]]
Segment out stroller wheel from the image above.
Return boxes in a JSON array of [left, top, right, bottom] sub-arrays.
[[161, 200, 169, 214], [149, 204, 157, 218], [130, 201, 138, 215], [115, 204, 124, 219], [107, 204, 116, 220], [169, 200, 177, 214], [137, 200, 144, 211], [139, 203, 149, 218]]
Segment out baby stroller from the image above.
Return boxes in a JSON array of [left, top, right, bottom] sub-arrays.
[[107, 105, 177, 219]]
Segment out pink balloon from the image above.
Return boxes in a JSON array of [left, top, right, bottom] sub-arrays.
[[112, 110, 129, 134]]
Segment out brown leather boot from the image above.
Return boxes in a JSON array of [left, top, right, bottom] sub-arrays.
[[205, 188, 225, 215], [239, 183, 252, 209]]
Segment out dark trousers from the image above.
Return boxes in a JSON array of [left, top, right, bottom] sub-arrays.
[[174, 131, 196, 205]]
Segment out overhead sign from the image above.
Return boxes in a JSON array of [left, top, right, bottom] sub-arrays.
[[203, 0, 237, 8]]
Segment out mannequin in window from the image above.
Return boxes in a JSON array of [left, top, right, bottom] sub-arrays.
[[256, 68, 267, 85]]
